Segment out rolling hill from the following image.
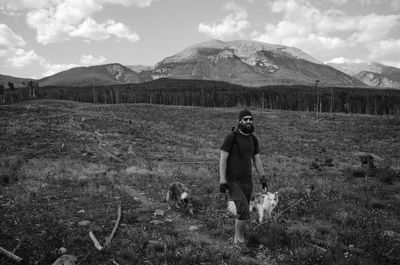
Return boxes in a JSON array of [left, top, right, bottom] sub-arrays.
[[0, 74, 33, 89], [328, 62, 400, 88], [38, 63, 146, 87]]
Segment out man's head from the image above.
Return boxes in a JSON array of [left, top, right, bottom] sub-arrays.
[[238, 109, 254, 134], [238, 109, 252, 121]]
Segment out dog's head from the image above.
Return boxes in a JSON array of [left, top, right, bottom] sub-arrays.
[[250, 192, 279, 210], [264, 192, 279, 209], [167, 182, 194, 214], [177, 196, 194, 214]]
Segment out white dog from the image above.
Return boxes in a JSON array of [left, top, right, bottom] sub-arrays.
[[227, 192, 279, 223]]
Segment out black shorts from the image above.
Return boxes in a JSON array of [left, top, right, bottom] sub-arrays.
[[228, 182, 252, 220]]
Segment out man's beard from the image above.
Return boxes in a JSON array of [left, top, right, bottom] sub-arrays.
[[238, 123, 255, 134]]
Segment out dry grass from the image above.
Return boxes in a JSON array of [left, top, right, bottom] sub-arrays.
[[1, 99, 399, 264]]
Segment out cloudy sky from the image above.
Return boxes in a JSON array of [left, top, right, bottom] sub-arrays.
[[1, 0, 399, 78]]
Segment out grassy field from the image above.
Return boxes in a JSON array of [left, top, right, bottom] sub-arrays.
[[1, 99, 399, 265]]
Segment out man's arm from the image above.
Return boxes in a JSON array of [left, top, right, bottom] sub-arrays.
[[253, 153, 267, 190], [219, 150, 229, 184]]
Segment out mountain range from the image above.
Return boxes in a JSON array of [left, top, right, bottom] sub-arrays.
[[1, 39, 399, 89], [328, 62, 400, 88]]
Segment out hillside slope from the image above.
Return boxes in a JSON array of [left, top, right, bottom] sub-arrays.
[[152, 39, 365, 87], [38, 63, 145, 87], [0, 74, 34, 89], [328, 62, 400, 88]]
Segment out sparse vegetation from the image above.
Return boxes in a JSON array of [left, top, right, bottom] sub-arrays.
[[1, 99, 399, 264]]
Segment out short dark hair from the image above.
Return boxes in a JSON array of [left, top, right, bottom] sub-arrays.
[[238, 109, 252, 121]]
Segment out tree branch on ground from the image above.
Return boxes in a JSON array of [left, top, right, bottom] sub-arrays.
[[104, 204, 122, 248], [89, 231, 103, 251], [0, 245, 23, 262]]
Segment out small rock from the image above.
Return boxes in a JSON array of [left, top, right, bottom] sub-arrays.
[[189, 225, 198, 231], [165, 218, 173, 223], [239, 256, 259, 264], [52, 254, 77, 265], [77, 209, 85, 214], [78, 175, 88, 181], [368, 199, 385, 209], [78, 220, 91, 226], [383, 230, 400, 238], [150, 220, 163, 225], [58, 247, 67, 254], [154, 209, 164, 216]]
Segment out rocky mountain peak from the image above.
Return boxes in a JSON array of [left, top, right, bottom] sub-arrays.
[[106, 64, 128, 81]]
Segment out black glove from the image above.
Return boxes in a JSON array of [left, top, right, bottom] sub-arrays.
[[261, 182, 268, 192], [220, 183, 229, 193], [261, 176, 268, 192]]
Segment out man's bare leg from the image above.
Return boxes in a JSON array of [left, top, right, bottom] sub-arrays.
[[234, 219, 246, 243]]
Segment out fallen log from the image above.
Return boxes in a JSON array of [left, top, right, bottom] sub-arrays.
[[310, 237, 365, 255], [0, 245, 23, 262], [305, 242, 328, 252]]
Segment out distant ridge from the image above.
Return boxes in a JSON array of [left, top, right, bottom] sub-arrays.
[[151, 39, 365, 87], [328, 62, 400, 88], [126, 65, 154, 72], [4, 39, 400, 88], [0, 74, 34, 88], [38, 63, 146, 87]]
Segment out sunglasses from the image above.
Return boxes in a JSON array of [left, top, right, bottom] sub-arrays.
[[242, 117, 253, 122]]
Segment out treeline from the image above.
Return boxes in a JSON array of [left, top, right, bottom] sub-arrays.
[[0, 81, 39, 104], [20, 78, 400, 115]]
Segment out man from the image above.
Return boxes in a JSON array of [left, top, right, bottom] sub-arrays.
[[219, 109, 267, 253]]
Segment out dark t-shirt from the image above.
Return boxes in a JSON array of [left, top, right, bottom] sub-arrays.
[[220, 132, 260, 184]]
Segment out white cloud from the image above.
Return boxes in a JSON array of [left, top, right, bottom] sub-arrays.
[[40, 61, 78, 77], [1, 0, 146, 44], [8, 51, 108, 76], [1, 46, 106, 77], [103, 0, 157, 8], [70, 18, 139, 42], [0, 0, 156, 11], [80, 54, 107, 65], [102, 19, 140, 41], [367, 39, 400, 59], [0, 24, 41, 70], [198, 2, 250, 39], [0, 24, 26, 47], [7, 48, 41, 68], [355, 0, 383, 5], [0, 0, 53, 15], [391, 0, 400, 10], [348, 13, 399, 44], [325, 0, 348, 4], [26, 8, 70, 44], [382, 60, 400, 68], [253, 0, 400, 57], [70, 18, 109, 41], [324, 57, 363, 64]]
